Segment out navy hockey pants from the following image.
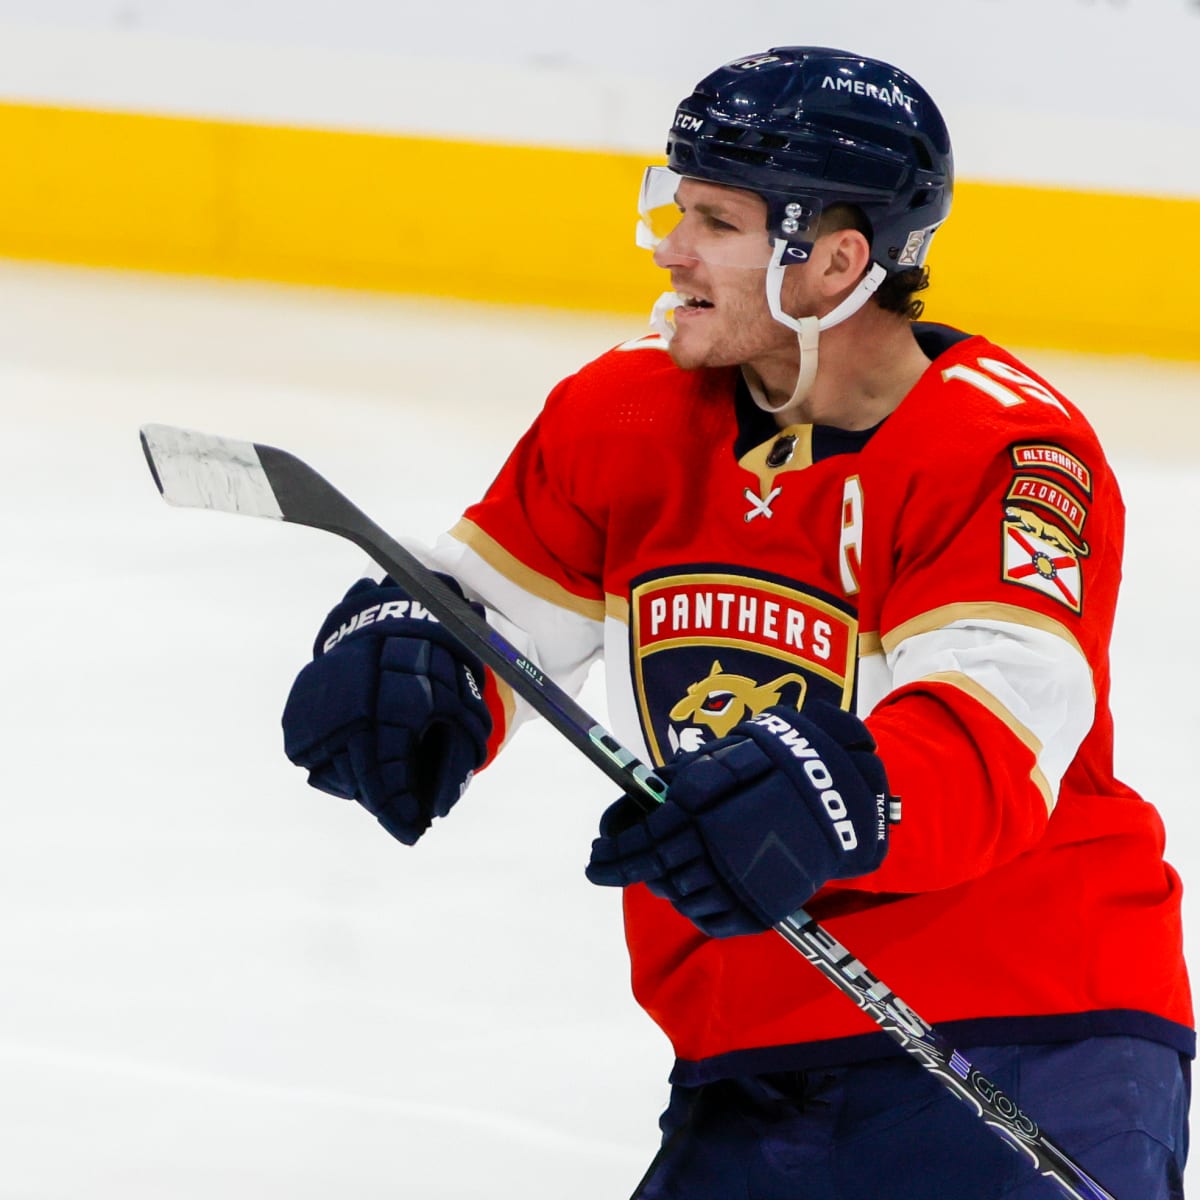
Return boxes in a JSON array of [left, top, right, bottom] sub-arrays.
[[632, 1036, 1189, 1198]]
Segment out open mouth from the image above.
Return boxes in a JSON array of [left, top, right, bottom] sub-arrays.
[[678, 293, 714, 313]]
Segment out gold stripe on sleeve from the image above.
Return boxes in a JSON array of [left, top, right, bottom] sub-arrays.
[[605, 593, 630, 625], [449, 519, 607, 622], [880, 602, 1084, 660], [858, 630, 885, 658], [917, 669, 1054, 815]]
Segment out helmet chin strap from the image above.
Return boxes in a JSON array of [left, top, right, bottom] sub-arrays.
[[750, 244, 887, 414], [647, 246, 888, 412]]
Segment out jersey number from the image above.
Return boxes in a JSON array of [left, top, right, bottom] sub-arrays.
[[942, 358, 1068, 417]]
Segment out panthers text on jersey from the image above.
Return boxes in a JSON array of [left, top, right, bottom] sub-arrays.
[[432, 323, 1193, 1084]]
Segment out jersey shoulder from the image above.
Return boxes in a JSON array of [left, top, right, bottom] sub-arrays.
[[896, 329, 1106, 466], [540, 334, 737, 443]]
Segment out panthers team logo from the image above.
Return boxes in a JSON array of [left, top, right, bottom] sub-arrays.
[[630, 567, 857, 763]]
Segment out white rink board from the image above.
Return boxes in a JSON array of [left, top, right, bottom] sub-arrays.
[[0, 1, 1198, 195], [0, 260, 1197, 1197]]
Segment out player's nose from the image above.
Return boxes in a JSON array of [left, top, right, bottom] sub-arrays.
[[652, 225, 698, 270]]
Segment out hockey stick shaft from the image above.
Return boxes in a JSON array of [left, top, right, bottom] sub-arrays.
[[139, 424, 1116, 1200]]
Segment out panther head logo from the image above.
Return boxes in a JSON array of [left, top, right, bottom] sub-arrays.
[[667, 659, 809, 753]]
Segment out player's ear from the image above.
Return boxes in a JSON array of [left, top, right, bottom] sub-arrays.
[[818, 227, 872, 294]]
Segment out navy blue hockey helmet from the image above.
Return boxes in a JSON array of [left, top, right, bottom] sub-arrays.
[[645, 46, 953, 274]]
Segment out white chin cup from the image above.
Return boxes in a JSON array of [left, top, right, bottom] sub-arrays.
[[648, 291, 683, 343]]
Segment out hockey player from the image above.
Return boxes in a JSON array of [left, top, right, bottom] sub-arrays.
[[281, 47, 1192, 1197]]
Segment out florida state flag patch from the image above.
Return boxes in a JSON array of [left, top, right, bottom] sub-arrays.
[[1001, 505, 1088, 613]]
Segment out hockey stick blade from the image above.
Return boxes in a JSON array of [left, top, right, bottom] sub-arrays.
[[138, 424, 1117, 1200], [141, 425, 285, 520]]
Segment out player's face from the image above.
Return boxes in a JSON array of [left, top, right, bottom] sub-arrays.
[[652, 179, 798, 372]]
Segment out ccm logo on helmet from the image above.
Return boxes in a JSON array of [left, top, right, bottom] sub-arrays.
[[751, 712, 858, 850], [673, 112, 704, 133]]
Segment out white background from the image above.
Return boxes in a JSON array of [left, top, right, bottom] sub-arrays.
[[1, 258, 1198, 1195], [0, 0, 1197, 193]]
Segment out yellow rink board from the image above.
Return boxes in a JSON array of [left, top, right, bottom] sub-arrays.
[[0, 100, 1195, 360]]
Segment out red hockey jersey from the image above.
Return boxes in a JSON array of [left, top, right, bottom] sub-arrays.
[[433, 324, 1193, 1083]]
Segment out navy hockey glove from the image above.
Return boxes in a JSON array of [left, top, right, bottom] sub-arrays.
[[586, 703, 892, 938], [282, 576, 492, 845]]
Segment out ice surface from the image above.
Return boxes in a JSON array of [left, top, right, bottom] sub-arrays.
[[1, 260, 1196, 1197]]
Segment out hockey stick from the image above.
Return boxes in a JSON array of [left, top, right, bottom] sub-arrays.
[[139, 423, 1117, 1200]]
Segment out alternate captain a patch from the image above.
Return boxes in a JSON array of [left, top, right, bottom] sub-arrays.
[[1001, 505, 1089, 613], [629, 567, 858, 764]]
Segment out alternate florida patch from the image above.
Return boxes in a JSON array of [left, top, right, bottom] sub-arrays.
[[1005, 476, 1089, 540], [1009, 444, 1092, 496], [1001, 505, 1088, 613], [629, 567, 857, 764]]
